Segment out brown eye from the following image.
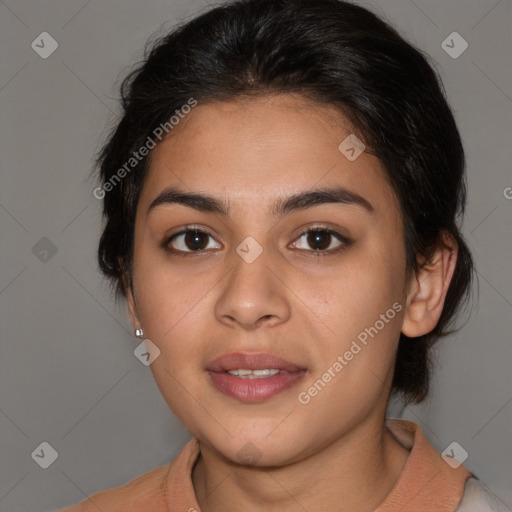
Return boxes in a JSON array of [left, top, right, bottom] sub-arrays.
[[291, 228, 350, 254], [165, 229, 221, 253], [306, 230, 332, 251]]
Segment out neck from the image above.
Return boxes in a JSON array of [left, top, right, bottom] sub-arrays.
[[192, 417, 410, 512]]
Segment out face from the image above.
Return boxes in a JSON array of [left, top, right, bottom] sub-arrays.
[[128, 93, 409, 466]]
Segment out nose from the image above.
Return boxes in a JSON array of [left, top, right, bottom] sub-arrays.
[[214, 247, 291, 330]]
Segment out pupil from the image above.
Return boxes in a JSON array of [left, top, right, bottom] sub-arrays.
[[308, 230, 330, 250], [186, 231, 208, 250]]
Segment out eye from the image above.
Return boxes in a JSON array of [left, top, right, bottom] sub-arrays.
[[163, 225, 350, 257], [290, 227, 351, 255], [164, 227, 221, 255]]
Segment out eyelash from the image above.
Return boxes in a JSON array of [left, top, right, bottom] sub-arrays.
[[162, 225, 351, 258]]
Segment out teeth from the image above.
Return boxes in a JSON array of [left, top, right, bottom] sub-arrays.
[[235, 369, 253, 376], [227, 368, 287, 379], [253, 369, 272, 376]]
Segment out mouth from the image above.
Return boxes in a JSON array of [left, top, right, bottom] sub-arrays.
[[206, 352, 307, 402]]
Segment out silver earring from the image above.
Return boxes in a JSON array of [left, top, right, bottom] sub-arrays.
[[135, 328, 144, 339]]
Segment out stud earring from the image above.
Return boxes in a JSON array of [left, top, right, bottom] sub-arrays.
[[135, 328, 144, 339]]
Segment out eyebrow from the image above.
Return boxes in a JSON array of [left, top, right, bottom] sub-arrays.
[[147, 185, 374, 217]]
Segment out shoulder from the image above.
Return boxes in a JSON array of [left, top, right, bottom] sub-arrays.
[[57, 463, 171, 512], [57, 438, 199, 512], [456, 477, 511, 512]]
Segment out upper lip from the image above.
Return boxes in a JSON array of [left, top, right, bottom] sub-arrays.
[[206, 352, 306, 372]]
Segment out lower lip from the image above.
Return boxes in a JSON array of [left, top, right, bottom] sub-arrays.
[[207, 371, 306, 402]]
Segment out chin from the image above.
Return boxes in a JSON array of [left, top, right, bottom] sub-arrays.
[[199, 427, 310, 468]]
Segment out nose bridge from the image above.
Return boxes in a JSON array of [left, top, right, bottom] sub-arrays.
[[214, 239, 290, 328]]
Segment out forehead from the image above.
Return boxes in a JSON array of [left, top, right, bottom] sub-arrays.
[[140, 94, 398, 216]]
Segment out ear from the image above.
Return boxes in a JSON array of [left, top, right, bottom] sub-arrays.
[[126, 286, 143, 334], [401, 232, 458, 338]]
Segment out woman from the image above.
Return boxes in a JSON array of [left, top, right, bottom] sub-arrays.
[[60, 0, 506, 510]]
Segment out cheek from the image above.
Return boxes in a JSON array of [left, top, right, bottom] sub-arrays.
[[132, 257, 211, 422], [313, 246, 404, 340], [130, 262, 210, 395], [133, 235, 213, 331], [298, 286, 402, 426], [303, 243, 405, 390], [136, 278, 212, 360]]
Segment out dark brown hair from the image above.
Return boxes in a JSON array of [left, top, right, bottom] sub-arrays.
[[94, 0, 474, 404]]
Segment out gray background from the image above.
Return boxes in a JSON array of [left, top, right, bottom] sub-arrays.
[[1, 0, 511, 510]]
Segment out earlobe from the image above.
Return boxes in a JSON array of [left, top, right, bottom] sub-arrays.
[[401, 232, 458, 338], [126, 287, 143, 334]]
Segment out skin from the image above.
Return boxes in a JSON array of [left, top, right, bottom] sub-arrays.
[[126, 93, 458, 512]]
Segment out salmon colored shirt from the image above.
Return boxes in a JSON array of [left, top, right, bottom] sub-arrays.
[[59, 419, 472, 512]]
